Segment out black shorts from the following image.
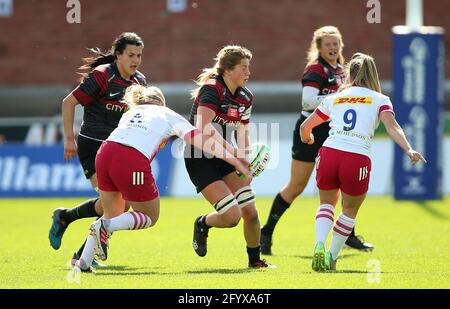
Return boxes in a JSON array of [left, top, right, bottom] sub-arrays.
[[77, 134, 103, 179], [184, 156, 236, 193], [291, 114, 330, 162]]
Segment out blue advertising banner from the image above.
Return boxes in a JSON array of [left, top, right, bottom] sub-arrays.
[[392, 26, 444, 200], [0, 143, 174, 197]]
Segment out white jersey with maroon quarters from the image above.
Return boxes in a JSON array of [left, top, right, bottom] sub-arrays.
[[107, 104, 197, 159], [316, 86, 394, 156]]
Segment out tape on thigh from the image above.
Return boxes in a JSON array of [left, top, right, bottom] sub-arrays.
[[213, 194, 238, 214], [234, 186, 256, 208]]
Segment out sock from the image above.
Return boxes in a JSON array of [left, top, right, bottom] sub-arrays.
[[76, 234, 96, 270], [261, 193, 290, 235], [247, 246, 261, 264], [329, 213, 356, 260], [76, 240, 86, 258], [315, 204, 335, 244], [76, 216, 101, 257], [102, 211, 152, 233], [198, 215, 211, 230], [61, 198, 99, 224]]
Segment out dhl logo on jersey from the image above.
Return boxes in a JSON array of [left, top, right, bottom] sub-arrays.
[[333, 96, 373, 105]]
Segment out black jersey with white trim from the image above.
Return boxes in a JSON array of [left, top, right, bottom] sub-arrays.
[[189, 76, 253, 142], [72, 63, 147, 140]]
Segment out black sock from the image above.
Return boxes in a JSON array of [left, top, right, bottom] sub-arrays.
[[76, 216, 101, 257], [247, 246, 261, 264], [198, 215, 211, 230], [349, 227, 355, 237], [76, 240, 86, 257], [261, 193, 291, 235], [61, 198, 99, 224]]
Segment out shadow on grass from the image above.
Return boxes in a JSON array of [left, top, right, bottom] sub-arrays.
[[101, 265, 142, 271], [414, 201, 450, 220], [187, 268, 251, 275], [94, 271, 175, 276], [292, 253, 359, 260], [90, 267, 251, 276], [325, 270, 372, 274]]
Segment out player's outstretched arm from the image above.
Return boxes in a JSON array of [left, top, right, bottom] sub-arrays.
[[196, 106, 241, 158], [380, 111, 427, 165], [186, 131, 253, 181], [300, 112, 325, 144]]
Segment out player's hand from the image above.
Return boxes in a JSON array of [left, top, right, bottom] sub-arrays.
[[407, 149, 426, 165], [235, 161, 253, 183], [64, 138, 78, 160], [301, 133, 315, 144]]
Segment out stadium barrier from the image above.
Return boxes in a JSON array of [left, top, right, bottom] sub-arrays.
[[1, 134, 449, 198], [0, 143, 174, 197]]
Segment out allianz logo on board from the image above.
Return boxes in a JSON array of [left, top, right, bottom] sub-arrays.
[[0, 157, 92, 192]]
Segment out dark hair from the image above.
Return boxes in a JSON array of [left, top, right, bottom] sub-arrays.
[[78, 32, 144, 80]]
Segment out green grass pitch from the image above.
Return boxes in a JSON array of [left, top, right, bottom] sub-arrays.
[[0, 196, 449, 289]]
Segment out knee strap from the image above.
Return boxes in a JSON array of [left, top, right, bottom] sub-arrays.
[[213, 194, 238, 214], [234, 186, 256, 208]]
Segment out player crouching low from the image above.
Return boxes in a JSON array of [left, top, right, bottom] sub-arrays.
[[73, 84, 252, 272]]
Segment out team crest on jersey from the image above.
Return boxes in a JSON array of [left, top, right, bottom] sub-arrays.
[[333, 96, 373, 105], [227, 107, 239, 118]]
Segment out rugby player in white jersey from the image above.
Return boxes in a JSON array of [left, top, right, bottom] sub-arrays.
[[73, 85, 252, 272], [300, 53, 426, 271]]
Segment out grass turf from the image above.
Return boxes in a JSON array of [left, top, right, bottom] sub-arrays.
[[0, 196, 449, 289]]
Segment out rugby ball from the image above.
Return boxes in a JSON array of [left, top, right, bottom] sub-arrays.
[[246, 142, 270, 177]]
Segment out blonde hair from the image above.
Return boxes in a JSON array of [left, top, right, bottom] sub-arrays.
[[306, 26, 344, 66], [191, 45, 252, 99], [122, 85, 166, 107], [341, 52, 381, 92]]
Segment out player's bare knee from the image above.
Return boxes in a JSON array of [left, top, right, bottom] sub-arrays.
[[225, 215, 241, 227], [243, 212, 259, 226], [241, 205, 259, 224], [212, 194, 240, 226], [218, 207, 241, 227]]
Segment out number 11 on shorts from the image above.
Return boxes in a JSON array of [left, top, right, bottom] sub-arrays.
[[359, 166, 369, 181]]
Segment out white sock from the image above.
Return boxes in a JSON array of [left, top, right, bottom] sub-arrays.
[[315, 204, 335, 244], [329, 213, 356, 260], [103, 211, 152, 233], [76, 234, 96, 270]]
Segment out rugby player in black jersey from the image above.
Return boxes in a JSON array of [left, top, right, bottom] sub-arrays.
[[48, 32, 147, 266], [185, 45, 275, 268]]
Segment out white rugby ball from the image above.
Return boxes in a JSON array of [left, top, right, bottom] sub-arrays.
[[246, 142, 270, 177]]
